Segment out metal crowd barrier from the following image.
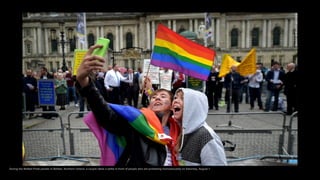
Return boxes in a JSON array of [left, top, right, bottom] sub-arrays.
[[22, 110, 298, 166], [22, 93, 26, 119], [287, 111, 298, 155], [207, 111, 298, 165], [65, 111, 100, 158], [22, 111, 66, 160]]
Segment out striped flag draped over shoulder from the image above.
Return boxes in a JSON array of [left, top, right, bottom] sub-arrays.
[[83, 103, 173, 166], [150, 24, 215, 81]]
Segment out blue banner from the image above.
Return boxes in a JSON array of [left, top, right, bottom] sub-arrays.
[[38, 79, 55, 106]]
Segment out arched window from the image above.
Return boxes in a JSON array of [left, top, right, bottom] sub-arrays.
[[106, 33, 114, 50], [251, 28, 259, 47], [231, 28, 239, 47], [87, 33, 95, 47], [273, 26, 281, 46], [126, 32, 133, 48], [50, 29, 58, 52]]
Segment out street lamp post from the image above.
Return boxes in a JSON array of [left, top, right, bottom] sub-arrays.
[[59, 21, 67, 72]]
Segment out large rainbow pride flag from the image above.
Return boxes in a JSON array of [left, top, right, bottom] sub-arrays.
[[151, 24, 215, 81]]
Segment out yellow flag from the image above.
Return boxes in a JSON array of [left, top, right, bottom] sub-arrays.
[[218, 54, 240, 77], [237, 48, 257, 76]]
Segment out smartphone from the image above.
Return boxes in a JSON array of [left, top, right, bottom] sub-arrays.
[[92, 38, 110, 57]]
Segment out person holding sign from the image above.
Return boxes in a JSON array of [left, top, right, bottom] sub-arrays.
[[39, 67, 57, 119]]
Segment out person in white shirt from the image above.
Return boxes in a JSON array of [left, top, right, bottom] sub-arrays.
[[248, 65, 264, 110], [126, 68, 135, 106], [104, 64, 127, 104]]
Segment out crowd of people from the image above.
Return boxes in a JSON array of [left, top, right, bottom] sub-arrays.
[[204, 61, 297, 115]]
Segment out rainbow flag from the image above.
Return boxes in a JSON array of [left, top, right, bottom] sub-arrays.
[[83, 103, 172, 166], [151, 24, 215, 80]]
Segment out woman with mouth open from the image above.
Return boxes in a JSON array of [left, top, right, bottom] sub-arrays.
[[172, 88, 227, 166]]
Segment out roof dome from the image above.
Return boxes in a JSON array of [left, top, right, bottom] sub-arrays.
[[179, 30, 197, 40]]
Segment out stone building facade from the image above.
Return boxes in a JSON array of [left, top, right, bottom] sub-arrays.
[[22, 12, 298, 73]]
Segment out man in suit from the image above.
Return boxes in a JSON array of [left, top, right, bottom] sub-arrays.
[[264, 61, 286, 111]]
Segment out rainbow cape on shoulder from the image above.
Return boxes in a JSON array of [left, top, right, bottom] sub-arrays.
[[83, 103, 172, 166]]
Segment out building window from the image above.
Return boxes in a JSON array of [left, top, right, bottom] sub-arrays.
[[25, 41, 32, 54], [22, 12, 28, 17], [68, 28, 76, 52], [67, 61, 72, 69], [87, 33, 95, 47], [293, 54, 297, 64], [251, 28, 260, 47], [273, 26, 281, 46], [126, 32, 133, 48], [236, 56, 241, 62], [106, 33, 114, 50], [50, 29, 58, 52], [24, 28, 31, 37], [293, 28, 297, 47], [124, 59, 129, 68], [69, 37, 76, 52], [231, 28, 239, 47], [279, 55, 284, 65], [130, 59, 135, 71], [257, 55, 262, 63], [49, 62, 53, 72], [56, 61, 60, 71]]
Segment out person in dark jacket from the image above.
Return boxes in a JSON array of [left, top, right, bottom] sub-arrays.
[[205, 65, 221, 110], [224, 65, 245, 113], [264, 61, 286, 111], [75, 44, 180, 167], [284, 62, 298, 115], [23, 69, 38, 119]]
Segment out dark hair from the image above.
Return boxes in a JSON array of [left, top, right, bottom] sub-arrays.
[[272, 61, 280, 66]]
